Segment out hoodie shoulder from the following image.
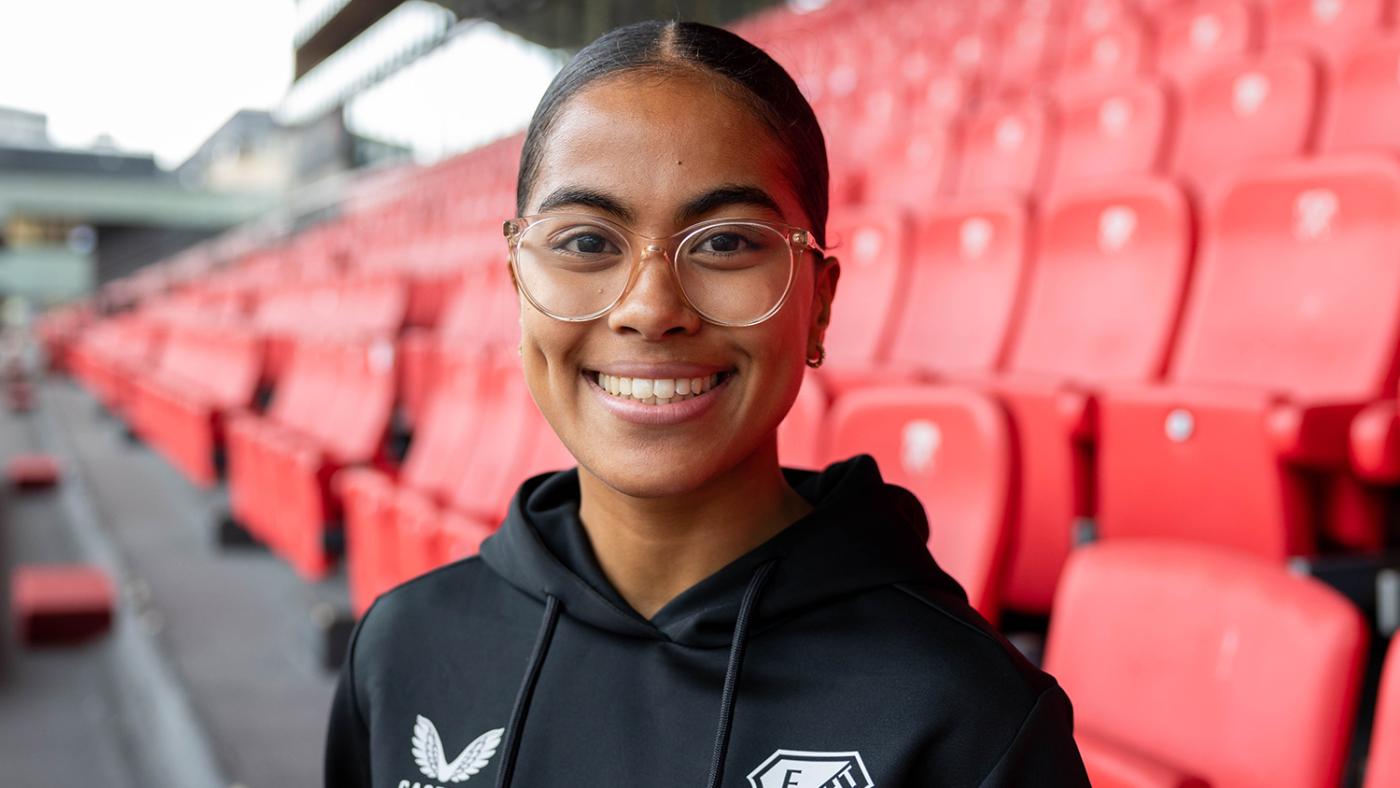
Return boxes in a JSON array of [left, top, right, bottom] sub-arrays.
[[887, 581, 1058, 699]]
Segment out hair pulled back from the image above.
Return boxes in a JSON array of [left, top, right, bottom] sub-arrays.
[[515, 20, 830, 247]]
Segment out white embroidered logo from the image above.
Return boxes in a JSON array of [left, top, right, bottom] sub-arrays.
[[411, 716, 504, 783], [748, 750, 874, 788]]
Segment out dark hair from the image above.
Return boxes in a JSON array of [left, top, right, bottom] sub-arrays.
[[515, 20, 830, 246]]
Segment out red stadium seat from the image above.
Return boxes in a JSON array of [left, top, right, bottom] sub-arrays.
[[1369, 636, 1400, 788], [862, 119, 955, 209], [227, 338, 397, 579], [1057, 15, 1153, 93], [820, 209, 913, 375], [953, 98, 1053, 196], [994, 12, 1064, 95], [1098, 154, 1400, 557], [884, 196, 1030, 376], [1171, 51, 1320, 193], [1155, 0, 1258, 86], [1047, 79, 1170, 192], [127, 324, 262, 486], [1045, 540, 1367, 788], [1320, 34, 1400, 153], [11, 564, 115, 647], [824, 385, 1014, 623], [992, 177, 1194, 613], [1267, 0, 1391, 68]]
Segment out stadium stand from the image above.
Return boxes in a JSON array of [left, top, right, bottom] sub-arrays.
[[31, 0, 1400, 781]]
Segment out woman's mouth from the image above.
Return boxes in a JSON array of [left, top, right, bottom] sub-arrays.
[[584, 370, 734, 405]]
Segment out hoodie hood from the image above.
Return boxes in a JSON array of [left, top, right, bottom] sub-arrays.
[[479, 454, 966, 649]]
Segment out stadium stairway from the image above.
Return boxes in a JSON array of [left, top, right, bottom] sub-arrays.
[[0, 374, 341, 787]]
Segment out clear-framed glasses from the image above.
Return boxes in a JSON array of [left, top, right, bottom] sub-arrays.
[[503, 212, 823, 327]]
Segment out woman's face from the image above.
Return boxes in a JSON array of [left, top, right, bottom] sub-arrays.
[[516, 71, 839, 499]]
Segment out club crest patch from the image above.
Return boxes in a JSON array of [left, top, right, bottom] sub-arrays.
[[747, 750, 874, 788]]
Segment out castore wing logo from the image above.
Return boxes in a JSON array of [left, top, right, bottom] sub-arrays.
[[401, 715, 503, 787]]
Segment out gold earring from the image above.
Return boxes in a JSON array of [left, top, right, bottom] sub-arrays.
[[806, 345, 825, 369]]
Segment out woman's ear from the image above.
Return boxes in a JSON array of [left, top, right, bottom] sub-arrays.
[[808, 255, 840, 356]]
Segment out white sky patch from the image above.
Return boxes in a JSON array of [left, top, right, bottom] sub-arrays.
[[0, 0, 295, 167], [0, 0, 559, 169], [342, 18, 563, 162]]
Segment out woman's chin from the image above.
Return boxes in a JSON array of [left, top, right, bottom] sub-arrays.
[[577, 448, 736, 501]]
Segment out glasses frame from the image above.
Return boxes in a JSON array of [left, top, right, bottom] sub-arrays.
[[503, 212, 824, 327]]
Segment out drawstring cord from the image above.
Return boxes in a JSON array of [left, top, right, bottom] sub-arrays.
[[495, 593, 561, 788], [494, 562, 777, 788], [704, 560, 778, 788]]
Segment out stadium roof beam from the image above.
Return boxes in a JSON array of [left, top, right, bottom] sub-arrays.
[[296, 0, 408, 79]]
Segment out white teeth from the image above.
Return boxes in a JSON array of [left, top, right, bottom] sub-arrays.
[[593, 372, 728, 405]]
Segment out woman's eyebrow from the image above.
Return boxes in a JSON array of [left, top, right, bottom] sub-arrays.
[[676, 185, 784, 225], [535, 187, 635, 222]]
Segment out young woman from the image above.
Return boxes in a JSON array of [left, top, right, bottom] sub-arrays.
[[326, 20, 1089, 788]]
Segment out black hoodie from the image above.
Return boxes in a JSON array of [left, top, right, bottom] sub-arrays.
[[325, 456, 1090, 787]]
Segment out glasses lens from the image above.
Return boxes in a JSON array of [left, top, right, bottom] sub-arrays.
[[514, 217, 631, 319], [677, 223, 795, 325]]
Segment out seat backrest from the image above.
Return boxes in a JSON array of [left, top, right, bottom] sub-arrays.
[[1046, 540, 1368, 788], [885, 196, 1030, 375], [200, 328, 262, 409], [994, 12, 1063, 94], [1155, 0, 1258, 86], [1169, 154, 1400, 399], [823, 385, 1014, 623], [444, 369, 538, 519], [1367, 636, 1400, 788], [954, 99, 1053, 196], [1005, 177, 1193, 383], [863, 121, 954, 210], [316, 338, 397, 462], [1172, 51, 1320, 191], [399, 355, 486, 499], [1048, 79, 1169, 192], [1320, 35, 1400, 153], [822, 209, 913, 369], [1057, 16, 1152, 93], [1267, 0, 1390, 67], [267, 339, 338, 434]]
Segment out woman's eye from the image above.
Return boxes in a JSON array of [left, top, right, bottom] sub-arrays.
[[697, 232, 748, 254], [558, 233, 618, 255]]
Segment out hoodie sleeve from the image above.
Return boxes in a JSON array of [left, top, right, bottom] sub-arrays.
[[324, 613, 373, 788], [976, 685, 1091, 787]]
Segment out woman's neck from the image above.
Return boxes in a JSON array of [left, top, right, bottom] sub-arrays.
[[576, 439, 811, 620]]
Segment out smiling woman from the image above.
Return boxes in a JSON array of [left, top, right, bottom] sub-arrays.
[[325, 20, 1089, 788]]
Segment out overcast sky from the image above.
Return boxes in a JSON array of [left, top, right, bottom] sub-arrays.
[[0, 0, 559, 168]]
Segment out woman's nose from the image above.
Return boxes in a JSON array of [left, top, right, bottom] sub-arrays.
[[606, 249, 702, 339]]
